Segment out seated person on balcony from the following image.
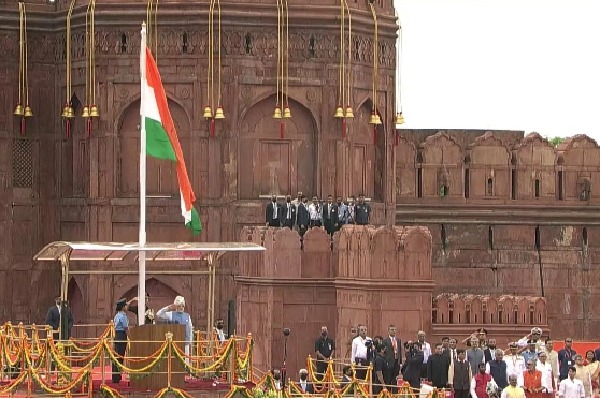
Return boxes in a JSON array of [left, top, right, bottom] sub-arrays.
[[156, 296, 193, 356]]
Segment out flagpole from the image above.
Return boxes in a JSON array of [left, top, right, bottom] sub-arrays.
[[138, 21, 147, 326]]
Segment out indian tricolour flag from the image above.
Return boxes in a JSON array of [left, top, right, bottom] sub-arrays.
[[141, 47, 202, 236]]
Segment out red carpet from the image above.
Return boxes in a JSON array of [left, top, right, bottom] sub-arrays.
[[89, 365, 249, 394]]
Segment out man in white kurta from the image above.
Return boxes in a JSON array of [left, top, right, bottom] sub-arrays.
[[536, 352, 556, 394], [156, 295, 193, 357]]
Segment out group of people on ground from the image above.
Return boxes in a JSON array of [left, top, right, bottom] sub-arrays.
[[285, 325, 597, 398]]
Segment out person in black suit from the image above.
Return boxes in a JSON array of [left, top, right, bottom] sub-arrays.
[[403, 341, 424, 395], [322, 195, 339, 235], [265, 195, 281, 227], [372, 344, 387, 396], [296, 196, 310, 236], [483, 338, 497, 363], [45, 296, 74, 341], [383, 325, 402, 393], [280, 195, 297, 229], [354, 194, 371, 225]]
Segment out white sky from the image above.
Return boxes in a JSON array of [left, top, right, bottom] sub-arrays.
[[393, 0, 600, 140]]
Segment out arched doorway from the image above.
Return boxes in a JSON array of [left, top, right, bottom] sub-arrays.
[[67, 278, 85, 338], [117, 99, 197, 197], [120, 278, 180, 325], [238, 94, 316, 199]]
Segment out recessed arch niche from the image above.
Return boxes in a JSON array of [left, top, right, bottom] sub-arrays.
[[117, 99, 198, 197], [238, 94, 316, 199], [67, 277, 84, 336], [351, 99, 385, 201]]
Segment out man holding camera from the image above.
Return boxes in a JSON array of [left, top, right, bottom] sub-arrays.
[[403, 341, 425, 394]]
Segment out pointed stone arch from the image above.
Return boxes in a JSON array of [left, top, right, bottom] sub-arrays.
[[67, 277, 85, 336], [401, 227, 432, 280], [486, 298, 498, 324], [436, 295, 450, 324], [420, 132, 463, 197], [453, 296, 466, 325], [238, 94, 316, 199], [120, 277, 181, 322], [513, 132, 556, 166], [534, 298, 547, 325], [557, 134, 600, 201], [470, 297, 483, 325], [517, 297, 530, 325], [499, 296, 514, 324], [467, 132, 511, 198], [512, 133, 557, 200], [371, 226, 399, 279]]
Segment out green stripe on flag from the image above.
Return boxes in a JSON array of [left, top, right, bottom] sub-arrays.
[[186, 207, 202, 236], [145, 117, 177, 161]]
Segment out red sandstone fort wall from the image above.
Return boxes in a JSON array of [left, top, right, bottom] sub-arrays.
[[236, 225, 433, 374], [0, 0, 598, 378]]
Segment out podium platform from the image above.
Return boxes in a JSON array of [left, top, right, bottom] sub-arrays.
[[128, 324, 186, 390]]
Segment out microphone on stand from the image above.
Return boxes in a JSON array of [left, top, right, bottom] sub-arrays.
[[283, 328, 290, 389]]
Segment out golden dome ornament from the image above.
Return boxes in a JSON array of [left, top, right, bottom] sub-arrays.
[[66, 106, 75, 119], [23, 105, 33, 117], [203, 105, 213, 119], [273, 105, 282, 119], [81, 105, 90, 118]]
